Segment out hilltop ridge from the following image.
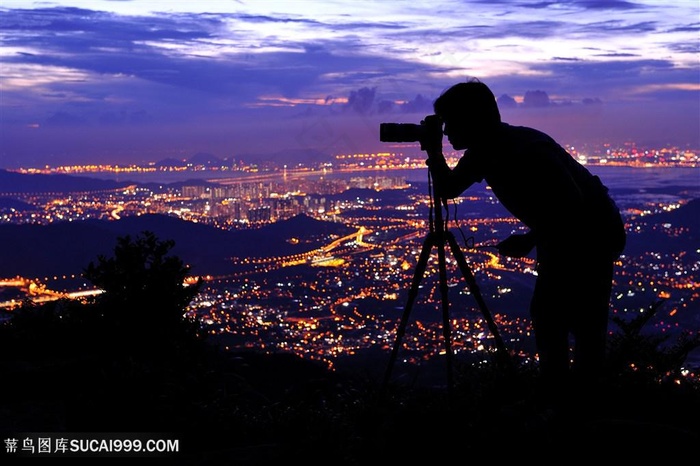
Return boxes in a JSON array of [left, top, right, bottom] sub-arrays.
[[0, 213, 354, 278]]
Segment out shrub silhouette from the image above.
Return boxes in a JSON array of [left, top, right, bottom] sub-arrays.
[[607, 299, 700, 388]]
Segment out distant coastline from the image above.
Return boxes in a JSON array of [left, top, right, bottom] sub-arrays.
[[35, 164, 700, 189]]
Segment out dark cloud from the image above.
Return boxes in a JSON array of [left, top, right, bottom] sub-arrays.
[[400, 94, 433, 114], [668, 42, 700, 54], [0, 7, 219, 46], [516, 1, 644, 11], [229, 13, 321, 26], [523, 90, 550, 108], [497, 94, 517, 108], [577, 20, 658, 34], [501, 58, 691, 101], [376, 99, 395, 114], [592, 52, 639, 57], [668, 23, 700, 33], [1, 6, 446, 109], [345, 87, 376, 114], [341, 88, 433, 116], [573, 1, 643, 10]]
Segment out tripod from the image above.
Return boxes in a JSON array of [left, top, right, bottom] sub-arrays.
[[382, 168, 510, 395]]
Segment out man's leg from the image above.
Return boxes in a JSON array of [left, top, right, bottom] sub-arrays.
[[571, 257, 614, 383], [530, 269, 570, 405]]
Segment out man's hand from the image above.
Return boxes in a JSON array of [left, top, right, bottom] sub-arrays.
[[496, 233, 535, 258]]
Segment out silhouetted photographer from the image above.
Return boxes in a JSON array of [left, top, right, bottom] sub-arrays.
[[385, 79, 626, 404]]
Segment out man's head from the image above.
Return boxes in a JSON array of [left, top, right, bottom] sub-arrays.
[[433, 79, 501, 150]]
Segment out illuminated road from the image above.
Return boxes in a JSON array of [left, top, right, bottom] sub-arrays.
[[200, 226, 377, 282], [0, 277, 104, 309]]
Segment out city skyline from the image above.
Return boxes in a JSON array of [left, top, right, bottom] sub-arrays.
[[1, 0, 699, 169]]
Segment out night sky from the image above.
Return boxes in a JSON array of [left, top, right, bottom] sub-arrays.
[[1, 0, 698, 168]]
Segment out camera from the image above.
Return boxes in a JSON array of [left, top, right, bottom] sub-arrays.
[[379, 114, 441, 144], [379, 123, 425, 143]]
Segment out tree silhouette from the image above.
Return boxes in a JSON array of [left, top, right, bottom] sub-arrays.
[[0, 231, 210, 433], [83, 230, 202, 342]]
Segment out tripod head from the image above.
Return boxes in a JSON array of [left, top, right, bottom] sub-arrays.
[[379, 114, 447, 229]]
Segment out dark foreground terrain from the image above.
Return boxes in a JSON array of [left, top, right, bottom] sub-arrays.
[[2, 315, 698, 464]]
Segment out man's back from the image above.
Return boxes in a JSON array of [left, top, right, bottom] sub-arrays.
[[466, 123, 606, 237]]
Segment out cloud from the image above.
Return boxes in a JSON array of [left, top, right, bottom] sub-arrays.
[[571, 1, 643, 11], [345, 87, 376, 114], [517, 1, 644, 11], [497, 94, 517, 108], [399, 94, 433, 114], [522, 90, 550, 107]]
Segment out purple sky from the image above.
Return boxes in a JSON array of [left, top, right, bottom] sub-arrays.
[[1, 0, 698, 169]]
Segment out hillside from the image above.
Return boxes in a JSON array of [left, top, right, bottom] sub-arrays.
[[623, 197, 700, 254], [0, 213, 354, 278]]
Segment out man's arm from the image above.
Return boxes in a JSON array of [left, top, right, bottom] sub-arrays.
[[426, 151, 481, 200], [419, 115, 482, 199]]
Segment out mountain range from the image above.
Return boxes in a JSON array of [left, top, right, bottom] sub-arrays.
[[0, 169, 131, 194]]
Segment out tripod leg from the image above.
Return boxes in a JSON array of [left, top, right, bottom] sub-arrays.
[[445, 232, 512, 370], [382, 232, 436, 391], [435, 231, 455, 394]]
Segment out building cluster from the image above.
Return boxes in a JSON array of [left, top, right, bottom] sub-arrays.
[[177, 175, 408, 226], [0, 175, 408, 227]]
